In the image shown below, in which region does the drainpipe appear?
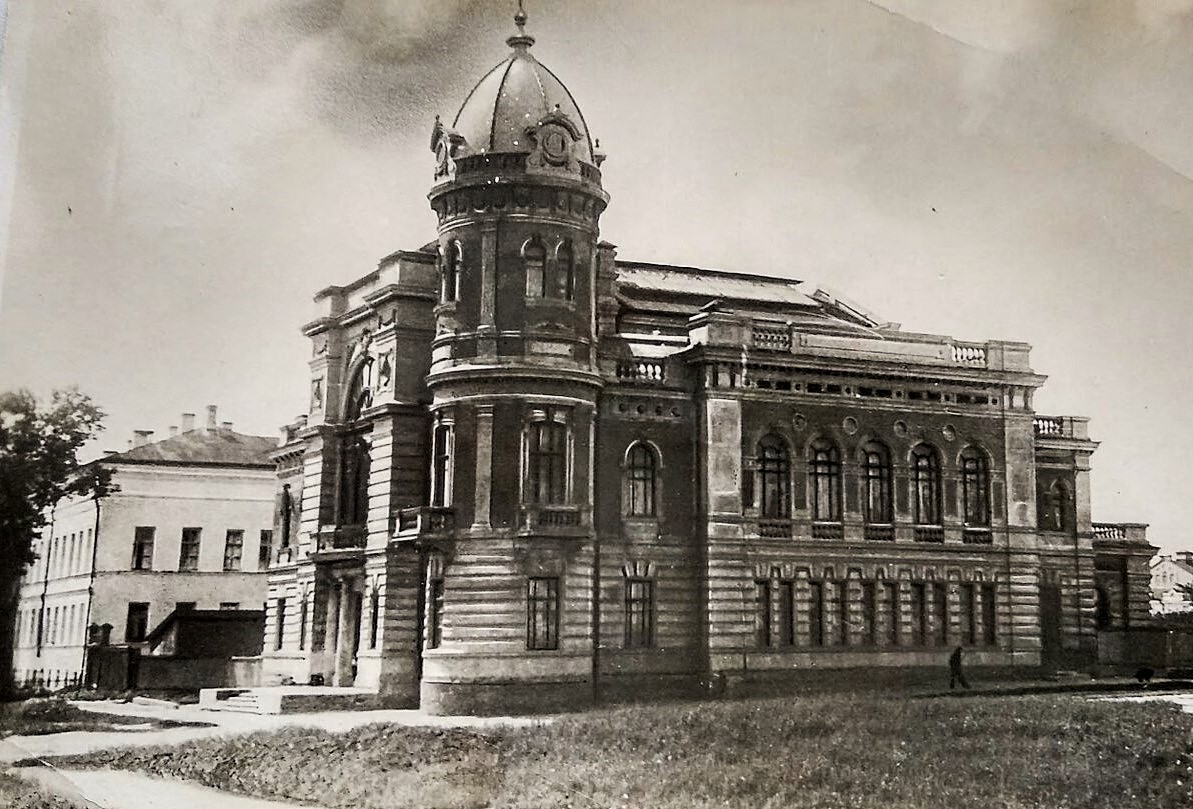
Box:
[36,511,54,658]
[79,482,104,686]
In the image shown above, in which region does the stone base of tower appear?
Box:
[420,678,593,716]
[420,652,594,715]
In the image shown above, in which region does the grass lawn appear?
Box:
[0,771,87,809]
[55,694,1193,809]
[0,697,209,737]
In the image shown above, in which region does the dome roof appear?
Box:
[451,31,594,164]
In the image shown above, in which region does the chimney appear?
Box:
[205,405,218,432]
[181,413,195,432]
[132,430,154,447]
[220,420,233,431]
[168,425,178,438]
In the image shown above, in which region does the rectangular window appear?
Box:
[982,583,998,645]
[125,602,149,643]
[179,528,201,571]
[932,583,949,646]
[807,582,824,647]
[624,578,654,648]
[777,580,795,647]
[275,598,286,650]
[258,530,272,569]
[910,583,927,646]
[132,527,155,571]
[526,577,560,651]
[860,581,877,646]
[219,602,240,610]
[426,578,445,649]
[959,584,977,645]
[884,581,900,646]
[526,409,569,505]
[223,530,244,571]
[753,580,771,648]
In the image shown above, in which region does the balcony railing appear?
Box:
[519,505,590,533]
[756,519,793,539]
[962,527,993,545]
[950,342,987,366]
[394,507,456,540]
[864,524,895,542]
[615,358,665,384]
[313,525,367,553]
[1092,523,1126,539]
[811,522,844,540]
[914,525,945,543]
[752,324,792,352]
[1032,415,1089,440]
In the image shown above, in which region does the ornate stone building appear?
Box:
[257,11,1155,714]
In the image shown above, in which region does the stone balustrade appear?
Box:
[950,342,987,366]
[1092,522,1149,543]
[615,358,666,384]
[313,525,368,553]
[1032,415,1091,440]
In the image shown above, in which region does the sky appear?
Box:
[0,0,1191,551]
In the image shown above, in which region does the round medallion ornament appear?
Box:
[842,417,859,435]
[793,413,807,432]
[942,424,957,442]
[893,420,908,438]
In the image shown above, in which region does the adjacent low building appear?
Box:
[11,406,276,688]
[1151,552,1193,615]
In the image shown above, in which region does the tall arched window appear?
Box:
[625,442,658,517]
[960,446,990,527]
[758,434,790,519]
[431,416,454,508]
[344,359,373,422]
[1043,480,1069,532]
[809,438,841,522]
[862,441,893,525]
[338,435,371,526]
[554,240,574,300]
[441,241,462,303]
[523,238,547,298]
[911,444,942,526]
[526,409,568,505]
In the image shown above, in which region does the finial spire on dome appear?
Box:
[507,0,535,50]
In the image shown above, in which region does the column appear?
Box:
[472,404,494,532]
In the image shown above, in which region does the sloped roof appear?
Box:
[615,262,821,309]
[107,428,276,468]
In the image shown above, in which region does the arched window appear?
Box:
[344,359,373,422]
[911,444,942,526]
[554,240,574,300]
[431,416,454,508]
[808,438,841,522]
[961,446,990,527]
[625,442,658,517]
[862,441,893,524]
[338,435,371,526]
[526,409,568,505]
[1043,480,1069,532]
[441,241,462,303]
[758,434,790,519]
[523,238,547,298]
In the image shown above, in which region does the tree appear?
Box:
[0,388,111,699]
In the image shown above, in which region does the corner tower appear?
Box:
[416,7,609,714]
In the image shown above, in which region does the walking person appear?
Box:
[949,645,970,690]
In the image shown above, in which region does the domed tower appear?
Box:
[419,6,609,714]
